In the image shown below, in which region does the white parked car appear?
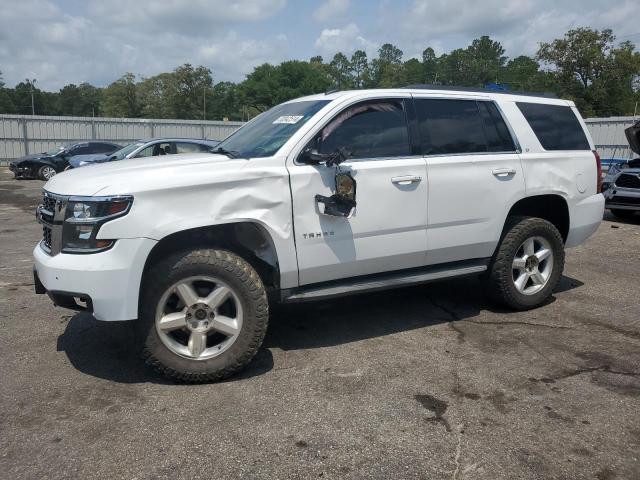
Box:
[33,87,604,382]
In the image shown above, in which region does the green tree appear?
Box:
[422,47,438,83]
[372,43,405,87]
[537,28,640,115]
[101,73,139,117]
[57,83,102,116]
[350,50,368,88]
[329,52,353,89]
[170,64,213,119]
[239,60,331,113]
[467,36,506,85]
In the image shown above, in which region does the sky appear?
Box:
[0,0,639,91]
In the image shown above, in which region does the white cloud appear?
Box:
[0,0,288,89]
[314,23,377,57]
[395,0,640,60]
[313,0,350,22]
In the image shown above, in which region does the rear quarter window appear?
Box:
[517,102,590,151]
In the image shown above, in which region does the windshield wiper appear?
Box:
[212,146,239,159]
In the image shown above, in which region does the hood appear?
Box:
[11,153,49,164]
[43,153,242,196]
[625,121,640,155]
[68,153,110,168]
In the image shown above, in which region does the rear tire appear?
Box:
[486,216,564,311]
[610,209,636,220]
[136,248,269,383]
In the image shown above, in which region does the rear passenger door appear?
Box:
[413,96,525,265]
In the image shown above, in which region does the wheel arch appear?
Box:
[504,194,570,242]
[140,221,282,299]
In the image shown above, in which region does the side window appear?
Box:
[317,100,411,159]
[136,145,154,158]
[176,142,204,154]
[94,143,117,153]
[157,142,173,155]
[516,102,590,151]
[68,143,90,156]
[86,143,108,154]
[478,102,516,152]
[415,99,487,155]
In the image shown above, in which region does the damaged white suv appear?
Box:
[34,87,604,382]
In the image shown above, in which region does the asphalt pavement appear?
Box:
[1,168,639,479]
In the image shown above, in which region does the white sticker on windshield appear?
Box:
[273,115,304,124]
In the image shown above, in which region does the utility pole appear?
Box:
[203,86,206,120]
[26,78,36,115]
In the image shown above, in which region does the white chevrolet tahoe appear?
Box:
[33,87,604,382]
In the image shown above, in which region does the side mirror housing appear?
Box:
[299,147,331,165]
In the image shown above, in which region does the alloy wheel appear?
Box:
[512,236,554,295]
[155,276,243,360]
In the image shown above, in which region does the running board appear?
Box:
[281,260,488,303]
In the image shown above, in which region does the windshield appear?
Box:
[215,100,330,158]
[45,145,66,155]
[112,142,145,160]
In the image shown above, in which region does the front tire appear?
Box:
[137,249,269,383]
[486,216,565,310]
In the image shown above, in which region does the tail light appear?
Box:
[593,150,602,192]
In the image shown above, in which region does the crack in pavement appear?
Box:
[534,365,640,383]
[451,423,465,480]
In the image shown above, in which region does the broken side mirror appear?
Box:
[300,147,331,165]
[315,171,357,218]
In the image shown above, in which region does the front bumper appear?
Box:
[9,163,34,177]
[33,237,157,321]
[603,186,640,211]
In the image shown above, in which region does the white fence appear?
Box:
[585,116,637,160]
[0,113,636,165]
[0,114,243,165]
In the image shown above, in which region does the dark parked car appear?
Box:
[602,120,640,220]
[68,138,220,168]
[9,141,122,180]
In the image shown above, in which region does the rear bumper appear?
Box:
[566,194,604,248]
[33,237,157,321]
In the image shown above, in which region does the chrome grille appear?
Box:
[37,191,68,255]
[615,173,640,189]
[42,225,53,250]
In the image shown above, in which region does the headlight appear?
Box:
[62,196,133,253]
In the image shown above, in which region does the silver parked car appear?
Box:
[602,121,640,220]
[68,138,220,168]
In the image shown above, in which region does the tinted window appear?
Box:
[318,100,410,159]
[415,99,487,155]
[478,102,516,152]
[176,142,208,154]
[93,143,118,153]
[68,143,91,155]
[517,102,590,150]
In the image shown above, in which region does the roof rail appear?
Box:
[402,84,558,99]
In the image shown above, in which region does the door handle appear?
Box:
[391,175,422,185]
[492,167,517,177]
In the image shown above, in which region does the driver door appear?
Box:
[288,97,429,286]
